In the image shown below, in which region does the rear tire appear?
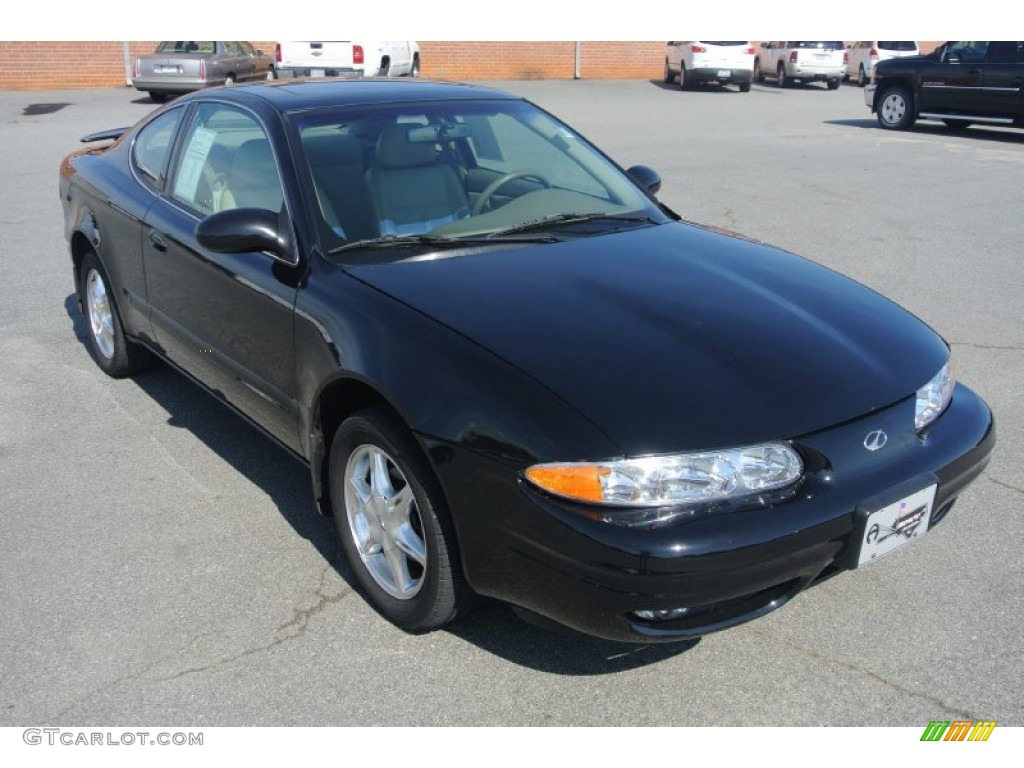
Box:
[739,81,751,93]
[409,55,420,77]
[827,78,840,90]
[80,251,151,377]
[753,58,764,82]
[856,65,867,87]
[777,65,788,88]
[663,59,674,84]
[679,65,690,90]
[148,91,168,103]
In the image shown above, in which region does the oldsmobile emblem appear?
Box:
[863,429,888,451]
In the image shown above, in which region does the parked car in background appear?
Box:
[59,79,993,643]
[845,41,919,87]
[273,41,420,79]
[664,41,755,91]
[132,41,273,102]
[866,41,1024,131]
[754,41,847,89]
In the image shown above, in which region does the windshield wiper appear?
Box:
[328,233,556,255]
[487,212,662,237]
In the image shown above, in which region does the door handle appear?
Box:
[148,230,168,252]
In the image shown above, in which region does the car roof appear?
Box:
[192,78,522,112]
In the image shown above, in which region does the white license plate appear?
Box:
[857,485,936,567]
[310,68,325,78]
[717,69,731,78]
[155,65,180,74]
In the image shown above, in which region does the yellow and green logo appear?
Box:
[921,720,997,741]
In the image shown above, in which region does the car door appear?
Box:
[142,101,301,449]
[919,41,987,114]
[982,41,1024,119]
[238,41,266,80]
[224,41,254,81]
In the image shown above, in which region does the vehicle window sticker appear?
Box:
[173,126,217,203]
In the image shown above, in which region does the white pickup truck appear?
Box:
[272,41,420,79]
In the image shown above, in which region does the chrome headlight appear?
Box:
[525,443,803,524]
[915,361,954,431]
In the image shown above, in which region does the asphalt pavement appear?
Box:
[0,78,1020,727]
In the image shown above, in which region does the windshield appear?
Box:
[293,99,667,258]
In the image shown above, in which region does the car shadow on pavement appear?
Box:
[64,292,700,673]
[825,119,1024,143]
[445,601,698,674]
[62,293,345,572]
[647,79,756,94]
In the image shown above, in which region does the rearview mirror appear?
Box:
[195,207,296,265]
[627,165,662,196]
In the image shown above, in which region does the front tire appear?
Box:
[328,406,468,631]
[80,251,149,377]
[876,85,915,130]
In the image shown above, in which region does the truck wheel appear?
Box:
[409,55,420,77]
[777,65,788,88]
[856,65,867,87]
[753,58,763,82]
[876,85,915,130]
[827,78,840,90]
[663,59,674,84]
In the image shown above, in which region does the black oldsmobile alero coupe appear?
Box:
[60,80,994,642]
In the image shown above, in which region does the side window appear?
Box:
[239,41,255,56]
[169,103,283,216]
[989,41,1024,63]
[947,41,989,63]
[132,107,184,190]
[225,41,245,57]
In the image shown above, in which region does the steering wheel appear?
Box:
[472,170,552,215]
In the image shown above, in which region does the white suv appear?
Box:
[754,42,847,89]
[845,41,919,87]
[664,41,755,92]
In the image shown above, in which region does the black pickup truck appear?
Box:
[865,41,1024,130]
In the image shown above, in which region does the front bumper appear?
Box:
[427,384,994,642]
[864,83,878,110]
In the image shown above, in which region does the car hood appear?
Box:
[347,222,948,456]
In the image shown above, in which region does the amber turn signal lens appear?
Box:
[525,465,609,503]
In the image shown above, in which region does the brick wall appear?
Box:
[0,41,945,90]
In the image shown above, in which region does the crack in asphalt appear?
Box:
[949,341,1024,353]
[48,564,353,717]
[988,476,1024,497]
[150,564,353,683]
[747,627,975,720]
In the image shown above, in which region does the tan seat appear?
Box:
[222,138,283,213]
[304,133,374,241]
[365,125,470,236]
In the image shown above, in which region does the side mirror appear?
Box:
[627,165,662,196]
[195,207,296,265]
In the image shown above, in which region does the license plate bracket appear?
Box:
[855,480,938,567]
